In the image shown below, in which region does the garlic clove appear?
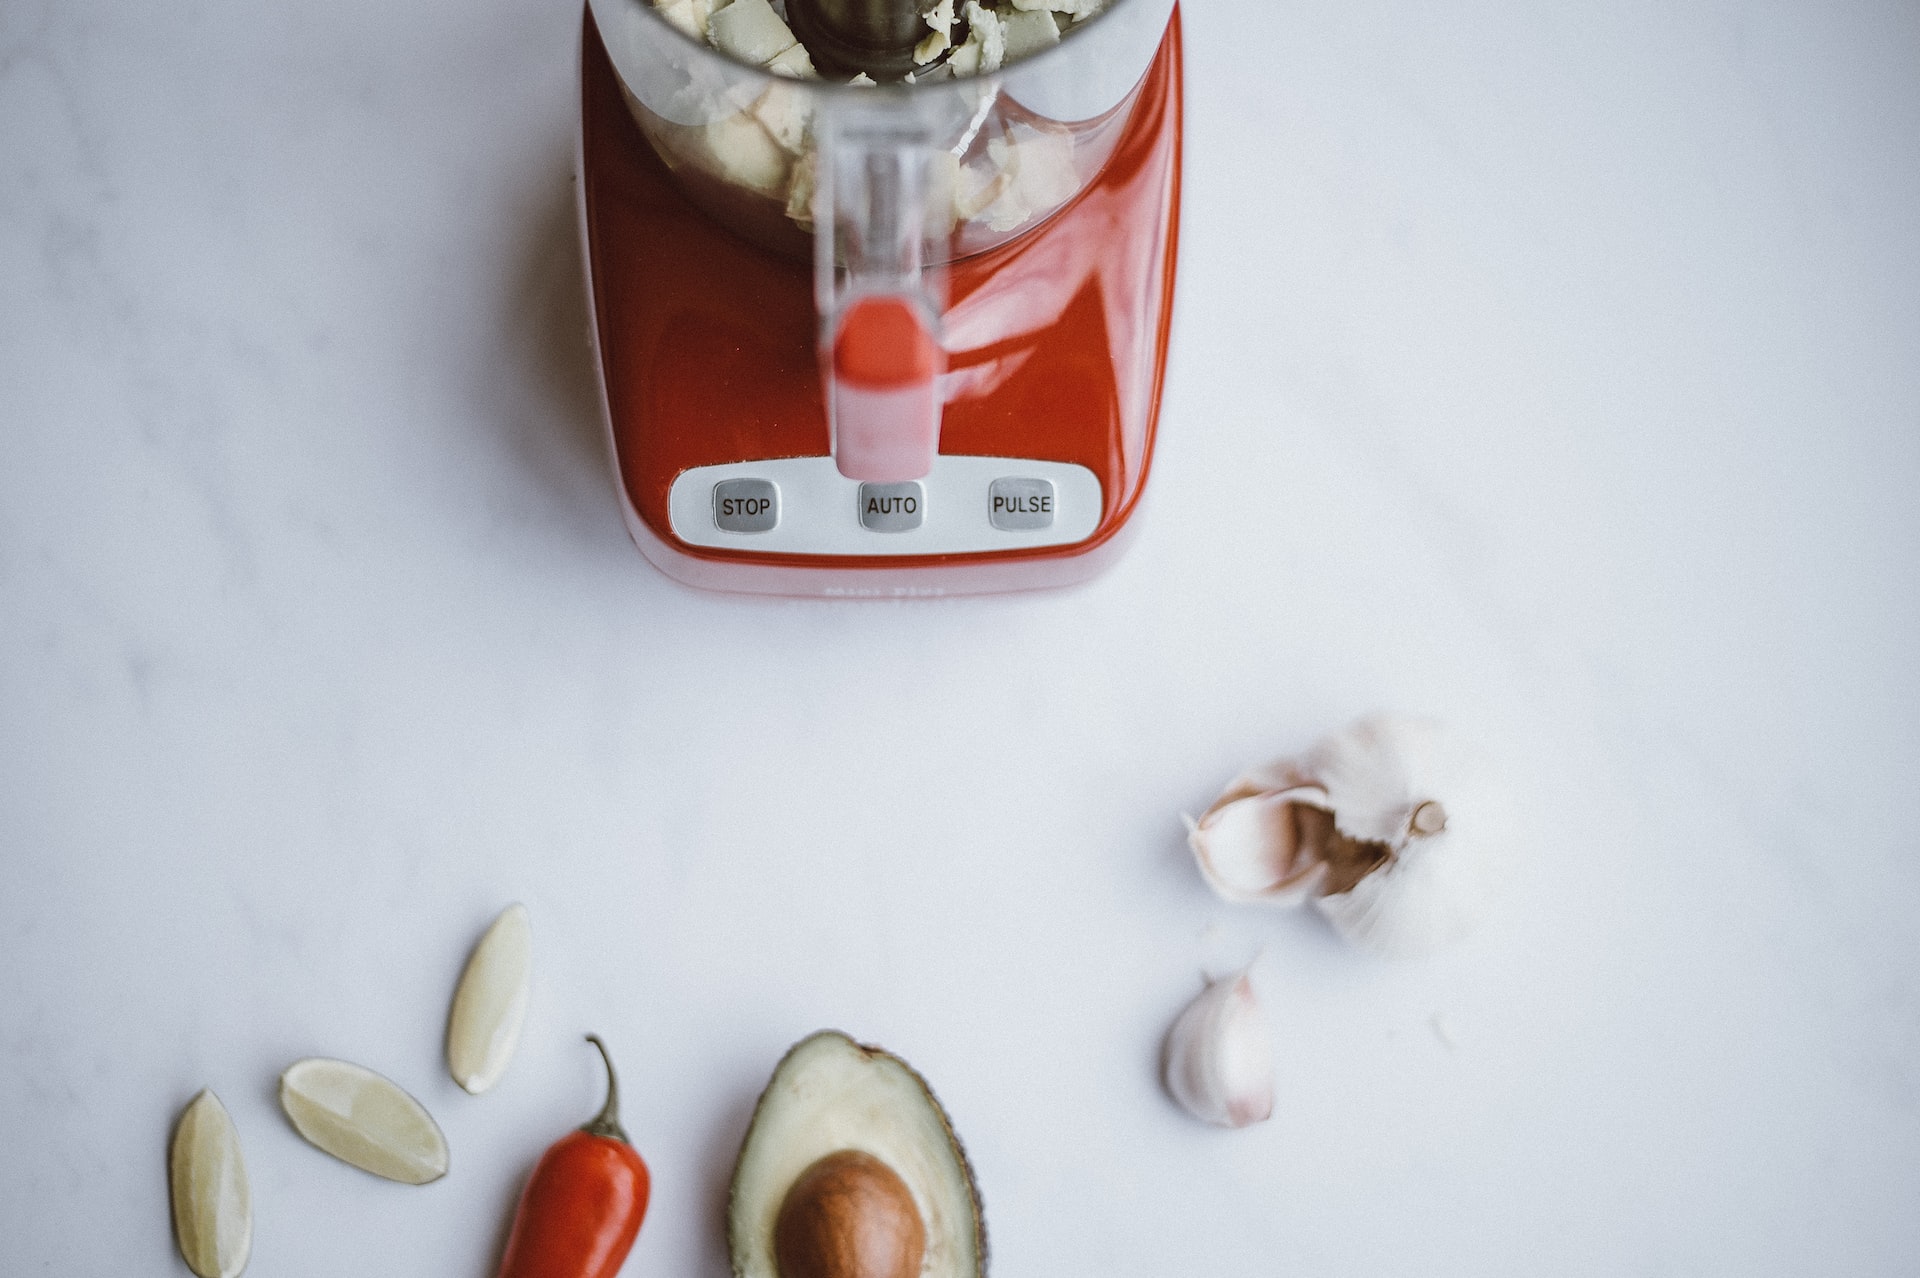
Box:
[1185,784,1332,905]
[914,0,954,63]
[446,903,532,1095]
[1161,969,1274,1128]
[706,0,800,66]
[1314,825,1485,959]
[169,1089,252,1278]
[279,1058,449,1184]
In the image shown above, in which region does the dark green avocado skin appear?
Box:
[726,1029,988,1278]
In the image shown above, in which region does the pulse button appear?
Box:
[713,479,778,533]
[989,477,1054,530]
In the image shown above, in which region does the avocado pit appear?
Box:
[774,1150,925,1278]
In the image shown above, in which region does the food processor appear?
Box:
[578,0,1181,595]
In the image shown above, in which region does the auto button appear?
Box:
[858,482,924,532]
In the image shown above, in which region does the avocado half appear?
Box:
[728,1030,987,1278]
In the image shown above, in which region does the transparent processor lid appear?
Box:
[586,0,1176,481]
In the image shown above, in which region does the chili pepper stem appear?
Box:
[581,1034,630,1144]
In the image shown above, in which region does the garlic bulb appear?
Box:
[1185,716,1489,958]
[1161,969,1273,1128]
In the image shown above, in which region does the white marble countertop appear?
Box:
[4,0,1917,1273]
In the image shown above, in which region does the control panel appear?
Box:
[667,455,1103,556]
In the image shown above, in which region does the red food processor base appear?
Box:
[577,6,1183,596]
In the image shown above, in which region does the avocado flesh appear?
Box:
[729,1031,985,1278]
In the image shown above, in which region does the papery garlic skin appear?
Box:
[1308,715,1491,956]
[1306,715,1459,847]
[1315,824,1485,958]
[1162,970,1274,1129]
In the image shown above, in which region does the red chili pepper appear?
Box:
[496,1035,651,1278]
